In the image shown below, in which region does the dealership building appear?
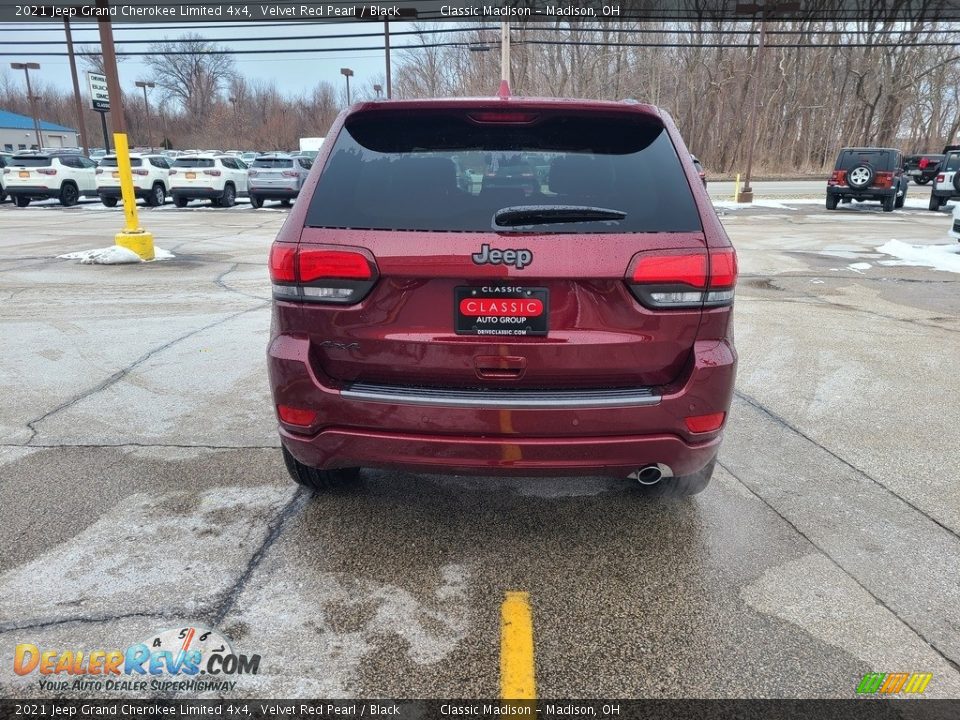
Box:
[0,109,79,151]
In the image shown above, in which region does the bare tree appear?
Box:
[144,34,235,120]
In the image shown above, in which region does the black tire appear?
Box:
[280,198,292,207]
[846,164,874,189]
[249,194,264,209]
[220,184,236,208]
[173,195,188,208]
[101,196,118,208]
[882,194,895,212]
[954,173,960,193]
[914,176,930,185]
[59,182,79,207]
[146,183,165,207]
[895,187,906,209]
[281,445,360,492]
[0,189,7,203]
[928,194,943,211]
[13,196,30,208]
[825,194,838,210]
[635,457,716,498]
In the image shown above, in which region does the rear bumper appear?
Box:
[7,186,60,199]
[932,188,959,199]
[269,336,736,477]
[98,186,150,199]
[171,187,223,199]
[826,185,897,199]
[249,186,298,199]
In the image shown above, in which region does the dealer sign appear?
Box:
[87,72,110,111]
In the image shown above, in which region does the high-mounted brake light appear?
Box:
[627,247,737,309]
[468,111,540,124]
[270,245,377,304]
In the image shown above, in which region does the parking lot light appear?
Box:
[340,67,354,105]
[11,62,43,150]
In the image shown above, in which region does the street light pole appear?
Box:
[500,21,511,88]
[340,67,354,105]
[63,18,89,156]
[383,21,392,99]
[373,84,383,99]
[11,63,42,150]
[737,20,766,203]
[135,80,155,151]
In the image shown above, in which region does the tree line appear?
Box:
[1,21,958,173]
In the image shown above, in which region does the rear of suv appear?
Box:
[826,147,908,212]
[169,154,248,207]
[96,153,171,207]
[3,151,97,207]
[267,97,737,496]
[929,151,960,211]
[247,154,312,208]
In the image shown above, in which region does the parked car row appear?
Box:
[1,150,313,208]
[825,145,960,213]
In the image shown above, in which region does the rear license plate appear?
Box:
[19,171,29,178]
[112,171,119,178]
[455,286,549,336]
[186,172,196,180]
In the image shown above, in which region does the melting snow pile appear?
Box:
[58,246,175,265]
[876,240,960,274]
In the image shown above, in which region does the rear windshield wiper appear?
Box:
[493,205,627,228]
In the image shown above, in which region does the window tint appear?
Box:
[11,157,52,167]
[149,157,168,169]
[252,158,294,169]
[305,112,701,233]
[100,158,143,168]
[172,158,215,168]
[837,150,894,171]
[220,157,237,169]
[944,153,960,172]
[298,158,312,169]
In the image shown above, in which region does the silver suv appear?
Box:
[247,154,312,208]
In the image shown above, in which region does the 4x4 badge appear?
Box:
[472,244,533,270]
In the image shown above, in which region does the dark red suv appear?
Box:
[268,95,737,496]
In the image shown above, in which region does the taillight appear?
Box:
[828,170,846,186]
[95,168,103,175]
[37,168,57,176]
[132,168,148,176]
[248,170,258,177]
[169,169,178,175]
[937,174,945,183]
[626,247,737,309]
[874,171,894,189]
[203,169,222,176]
[282,170,299,177]
[269,244,377,304]
[2,168,8,174]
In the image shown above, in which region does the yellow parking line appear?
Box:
[500,591,536,700]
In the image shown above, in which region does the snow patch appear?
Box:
[876,240,960,274]
[57,246,175,264]
[847,262,872,273]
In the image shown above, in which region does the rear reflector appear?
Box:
[277,404,317,426]
[684,412,726,433]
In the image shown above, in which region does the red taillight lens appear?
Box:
[37,168,57,176]
[630,253,707,288]
[268,244,296,282]
[277,404,317,427]
[874,171,894,189]
[919,157,929,169]
[828,170,846,185]
[685,412,726,433]
[937,174,945,183]
[627,248,736,309]
[270,245,377,304]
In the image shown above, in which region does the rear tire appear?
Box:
[173,195,188,208]
[146,183,165,207]
[928,194,943,211]
[914,176,930,185]
[825,195,838,210]
[280,198,292,207]
[635,457,716,498]
[220,184,236,208]
[895,188,906,209]
[13,196,30,207]
[281,445,360,492]
[249,194,264,209]
[59,182,79,207]
[101,196,118,208]
[882,194,895,212]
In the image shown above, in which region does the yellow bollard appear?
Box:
[112,132,155,260]
[734,173,741,202]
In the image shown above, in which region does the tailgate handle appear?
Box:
[475,355,526,379]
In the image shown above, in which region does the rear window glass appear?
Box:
[944,153,960,172]
[100,158,143,168]
[172,158,215,168]
[305,112,701,233]
[11,157,51,167]
[252,158,294,168]
[836,150,894,171]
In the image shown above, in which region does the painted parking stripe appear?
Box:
[500,591,536,700]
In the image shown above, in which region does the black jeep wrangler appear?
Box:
[826,147,909,212]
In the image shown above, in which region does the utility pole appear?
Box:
[136,80,155,151]
[384,20,392,99]
[96,0,125,135]
[63,17,89,156]
[10,63,42,149]
[737,19,767,203]
[500,21,511,88]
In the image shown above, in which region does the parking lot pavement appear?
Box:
[1,195,959,698]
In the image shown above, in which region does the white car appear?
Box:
[0,152,12,202]
[929,150,960,210]
[169,154,248,208]
[96,153,171,207]
[3,151,97,207]
[950,203,960,241]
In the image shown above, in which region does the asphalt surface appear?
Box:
[0,191,959,699]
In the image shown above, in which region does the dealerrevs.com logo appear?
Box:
[14,625,260,693]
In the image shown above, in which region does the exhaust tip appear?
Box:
[631,464,673,486]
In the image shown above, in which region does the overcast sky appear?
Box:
[0,21,429,100]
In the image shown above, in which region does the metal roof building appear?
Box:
[0,109,79,151]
